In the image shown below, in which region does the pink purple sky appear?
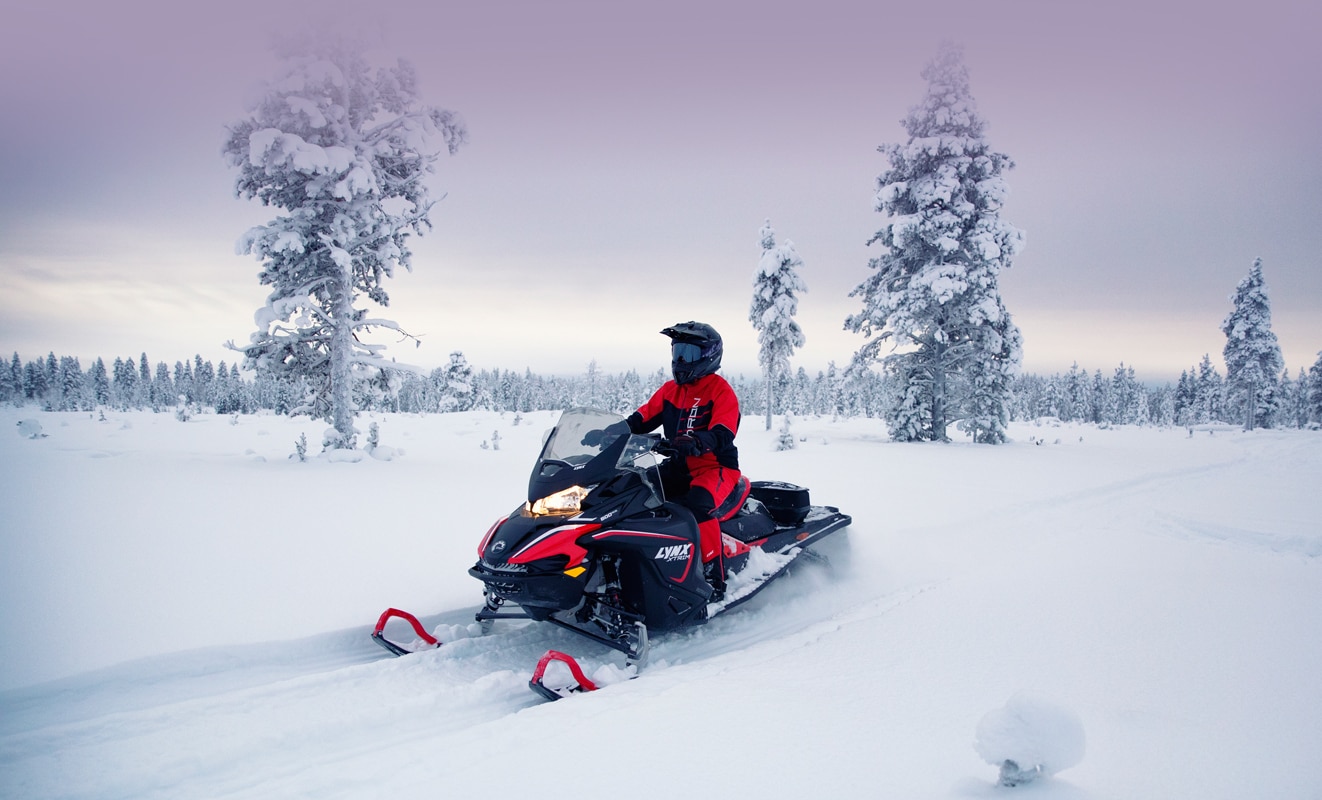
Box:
[1,0,1319,382]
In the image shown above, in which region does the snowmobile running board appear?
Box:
[371,608,440,657]
[529,650,599,701]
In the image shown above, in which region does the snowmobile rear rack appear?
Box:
[371,608,440,657]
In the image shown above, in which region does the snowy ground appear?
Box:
[2,406,1319,799]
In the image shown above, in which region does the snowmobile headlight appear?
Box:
[527,485,590,517]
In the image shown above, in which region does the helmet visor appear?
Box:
[671,342,703,364]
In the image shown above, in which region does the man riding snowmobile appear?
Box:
[372,322,852,695]
[616,322,741,599]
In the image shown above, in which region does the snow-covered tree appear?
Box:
[775,414,796,451]
[1087,370,1110,424]
[435,351,475,412]
[1109,363,1148,426]
[43,353,58,398]
[173,361,193,403]
[86,358,110,408]
[56,356,84,411]
[1278,367,1307,429]
[1063,362,1089,422]
[150,362,173,411]
[23,359,47,403]
[1150,384,1176,427]
[1174,369,1195,425]
[1221,258,1284,430]
[750,219,808,431]
[1193,354,1222,424]
[193,356,215,406]
[823,361,843,420]
[224,38,466,448]
[957,313,1022,442]
[885,368,930,441]
[110,357,135,409]
[1306,351,1322,427]
[1,353,19,405]
[844,42,1023,442]
[583,359,602,409]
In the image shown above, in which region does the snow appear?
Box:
[975,692,1086,784]
[2,407,1320,798]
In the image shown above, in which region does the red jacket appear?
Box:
[627,373,740,470]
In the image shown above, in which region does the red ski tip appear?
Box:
[529,650,598,701]
[371,608,441,657]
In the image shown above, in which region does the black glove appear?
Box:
[581,420,630,447]
[672,431,714,457]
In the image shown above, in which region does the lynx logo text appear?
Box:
[654,544,692,563]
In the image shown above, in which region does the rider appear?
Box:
[624,322,741,599]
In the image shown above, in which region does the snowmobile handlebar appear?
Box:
[646,434,678,458]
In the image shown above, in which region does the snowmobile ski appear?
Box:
[371,608,441,657]
[528,650,600,701]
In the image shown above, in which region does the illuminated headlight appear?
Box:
[526,485,591,517]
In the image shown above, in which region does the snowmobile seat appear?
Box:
[719,505,777,543]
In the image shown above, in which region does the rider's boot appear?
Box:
[704,552,727,602]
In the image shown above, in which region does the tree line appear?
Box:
[7,348,1321,431]
[1,352,250,415]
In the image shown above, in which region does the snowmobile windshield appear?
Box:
[529,408,663,508]
[539,408,626,465]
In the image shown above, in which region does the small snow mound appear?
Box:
[323,449,365,463]
[431,623,474,643]
[974,692,1085,786]
[16,419,44,439]
[590,661,639,688]
[367,445,404,461]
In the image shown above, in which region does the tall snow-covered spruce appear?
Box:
[845,43,1023,443]
[1307,351,1322,427]
[223,39,466,449]
[750,219,807,431]
[1220,258,1284,431]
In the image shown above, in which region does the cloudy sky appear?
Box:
[2,0,1319,382]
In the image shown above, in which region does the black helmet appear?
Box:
[662,321,723,385]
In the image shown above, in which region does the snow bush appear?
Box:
[775,415,796,451]
[974,692,1085,786]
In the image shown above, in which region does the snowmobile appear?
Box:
[372,407,851,700]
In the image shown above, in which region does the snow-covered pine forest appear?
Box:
[5,347,1322,431]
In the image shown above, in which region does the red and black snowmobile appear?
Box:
[372,407,851,700]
